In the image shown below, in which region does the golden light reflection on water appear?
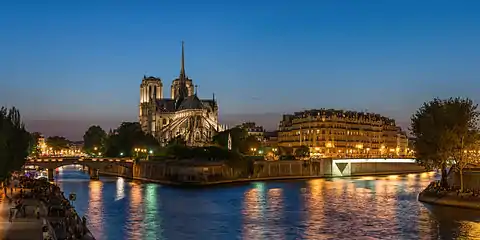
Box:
[388,174,399,180]
[88,181,104,238]
[266,188,284,240]
[127,182,143,239]
[242,182,266,240]
[375,178,397,219]
[304,179,324,239]
[459,221,480,239]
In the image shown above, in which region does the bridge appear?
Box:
[25,157,135,180]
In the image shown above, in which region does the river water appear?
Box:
[54,169,480,240]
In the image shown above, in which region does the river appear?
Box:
[54,169,480,240]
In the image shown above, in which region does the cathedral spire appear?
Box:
[180,41,186,77]
[176,41,189,101]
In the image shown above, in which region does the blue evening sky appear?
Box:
[1,0,480,139]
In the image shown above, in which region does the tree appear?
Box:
[295,145,310,158]
[46,136,70,152]
[446,98,480,192]
[83,125,107,154]
[0,107,32,180]
[212,127,261,154]
[279,146,293,156]
[29,132,42,157]
[104,122,160,157]
[411,97,479,188]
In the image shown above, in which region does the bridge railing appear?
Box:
[310,155,415,160]
[27,157,135,163]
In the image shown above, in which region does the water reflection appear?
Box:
[54,172,480,240]
[242,182,267,240]
[303,180,325,239]
[126,182,143,239]
[88,181,104,239]
[266,188,284,240]
[144,184,162,240]
[115,177,125,201]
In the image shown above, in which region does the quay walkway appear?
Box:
[0,188,95,240]
[0,189,45,240]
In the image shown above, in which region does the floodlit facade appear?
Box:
[239,122,265,142]
[278,109,410,158]
[139,42,224,146]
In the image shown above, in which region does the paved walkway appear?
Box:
[0,189,45,240]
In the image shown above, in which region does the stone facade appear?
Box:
[278,109,411,158]
[139,42,223,146]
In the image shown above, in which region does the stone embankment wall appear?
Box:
[100,158,425,184]
[99,164,133,178]
[448,170,480,191]
[349,162,425,176]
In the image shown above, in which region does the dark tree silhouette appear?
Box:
[0,107,32,180]
[411,97,479,188]
[83,125,107,154]
[46,136,70,151]
[104,122,160,157]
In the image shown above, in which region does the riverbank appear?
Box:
[418,182,480,210]
[0,189,48,240]
[100,170,428,187]
[18,177,96,239]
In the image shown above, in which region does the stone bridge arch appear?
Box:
[25,157,134,180]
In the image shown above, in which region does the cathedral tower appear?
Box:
[139,76,163,133]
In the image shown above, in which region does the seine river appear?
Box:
[55,169,480,240]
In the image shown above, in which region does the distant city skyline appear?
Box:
[2,1,480,140]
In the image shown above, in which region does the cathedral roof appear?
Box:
[178,95,205,110]
[154,97,216,113]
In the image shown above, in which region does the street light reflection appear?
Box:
[242,182,266,240]
[115,177,125,201]
[304,179,324,239]
[127,182,143,239]
[88,181,104,239]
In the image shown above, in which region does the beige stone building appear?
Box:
[239,122,265,142]
[278,109,409,158]
[139,42,224,146]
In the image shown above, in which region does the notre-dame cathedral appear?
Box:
[138,42,224,146]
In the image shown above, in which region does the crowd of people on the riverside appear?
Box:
[4,173,90,240]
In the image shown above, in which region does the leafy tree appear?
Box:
[279,146,293,156]
[411,97,479,188]
[83,125,107,154]
[29,132,42,157]
[0,107,32,180]
[46,136,70,152]
[295,145,310,158]
[104,122,160,157]
[212,127,260,154]
[446,98,480,191]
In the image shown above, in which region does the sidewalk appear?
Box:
[0,189,45,240]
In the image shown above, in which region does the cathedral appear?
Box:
[139,42,224,146]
